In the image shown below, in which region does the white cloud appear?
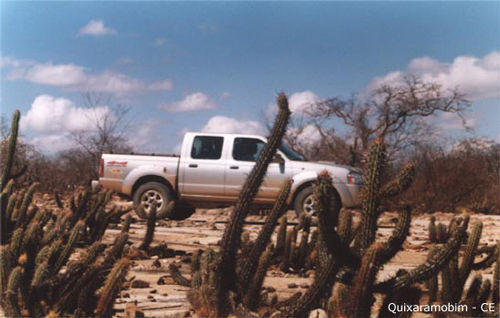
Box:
[4,59,173,95]
[149,79,173,91]
[161,92,217,112]
[154,37,167,47]
[431,111,477,131]
[201,116,263,135]
[266,90,320,119]
[20,94,110,133]
[368,51,500,100]
[20,94,114,153]
[288,90,320,114]
[287,124,322,147]
[221,92,230,99]
[29,134,75,153]
[0,56,34,69]
[78,20,116,37]
[128,120,160,151]
[24,63,87,86]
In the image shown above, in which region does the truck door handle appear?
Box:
[229,166,239,170]
[188,164,198,168]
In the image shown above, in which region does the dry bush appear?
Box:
[401,138,499,214]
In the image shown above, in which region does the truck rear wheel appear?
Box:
[133,182,174,219]
[132,182,195,220]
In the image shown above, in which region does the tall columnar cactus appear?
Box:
[1,110,20,192]
[348,243,382,318]
[237,179,292,294]
[213,93,290,316]
[358,139,386,251]
[95,258,130,318]
[139,202,157,251]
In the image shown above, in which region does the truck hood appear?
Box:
[289,160,362,183]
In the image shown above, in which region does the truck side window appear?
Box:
[191,136,224,159]
[233,138,265,162]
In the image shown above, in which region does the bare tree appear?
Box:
[287,75,470,164]
[69,92,132,179]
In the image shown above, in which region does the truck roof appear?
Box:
[184,131,268,140]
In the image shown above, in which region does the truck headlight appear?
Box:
[347,172,363,185]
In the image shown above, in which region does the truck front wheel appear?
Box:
[133,182,174,219]
[293,185,341,218]
[294,186,316,217]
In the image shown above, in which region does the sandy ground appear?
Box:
[100,202,500,318]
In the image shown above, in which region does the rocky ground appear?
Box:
[98,201,500,318]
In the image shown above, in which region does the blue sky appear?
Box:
[1,1,499,153]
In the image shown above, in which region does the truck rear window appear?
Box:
[191,136,223,159]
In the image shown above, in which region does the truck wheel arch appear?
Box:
[132,175,176,200]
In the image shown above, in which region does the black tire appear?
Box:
[293,185,341,218]
[133,182,174,219]
[294,186,315,218]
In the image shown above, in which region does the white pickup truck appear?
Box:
[92,132,363,219]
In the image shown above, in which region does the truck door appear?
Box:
[179,135,226,197]
[225,137,291,201]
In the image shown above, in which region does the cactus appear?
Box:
[459,221,482,285]
[169,262,191,287]
[358,139,386,251]
[237,179,292,294]
[95,258,130,318]
[376,216,469,292]
[139,202,157,251]
[348,243,382,318]
[1,110,20,192]
[380,162,415,199]
[276,215,287,255]
[428,216,437,243]
[244,244,273,310]
[54,221,84,273]
[0,246,12,296]
[378,205,411,265]
[212,93,290,316]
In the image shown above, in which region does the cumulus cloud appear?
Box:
[288,124,322,146]
[3,58,173,95]
[78,20,116,37]
[266,90,320,120]
[161,92,217,112]
[20,94,113,153]
[288,90,320,114]
[201,116,263,134]
[367,51,500,100]
[431,111,477,131]
[29,134,75,153]
[20,95,110,133]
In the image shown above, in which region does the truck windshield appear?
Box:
[279,143,305,161]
